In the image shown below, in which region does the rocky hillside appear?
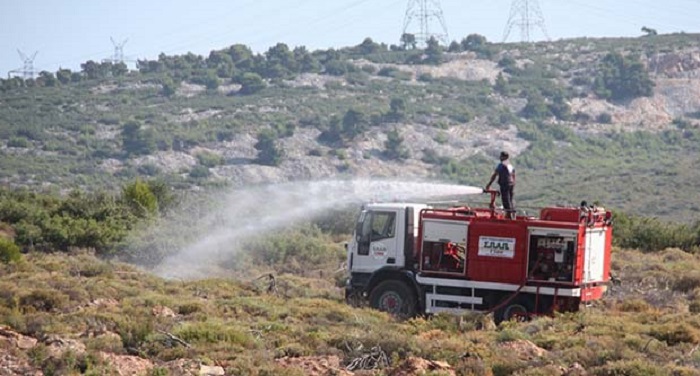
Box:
[1,34,700,221]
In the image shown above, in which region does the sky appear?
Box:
[1,0,699,77]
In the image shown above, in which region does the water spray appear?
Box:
[149,179,482,279]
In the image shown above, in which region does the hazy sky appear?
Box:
[1,0,699,77]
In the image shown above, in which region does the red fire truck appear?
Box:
[345,191,613,322]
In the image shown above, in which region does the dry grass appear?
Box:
[1,248,700,374]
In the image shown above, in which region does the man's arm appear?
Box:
[485,170,498,190]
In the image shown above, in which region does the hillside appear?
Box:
[1,34,700,222]
[3,33,700,375]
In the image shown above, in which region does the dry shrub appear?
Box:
[673,273,700,293]
[590,359,668,376]
[618,298,651,312]
[177,302,203,315]
[490,357,528,376]
[84,333,124,353]
[496,328,527,343]
[19,289,69,312]
[649,323,700,346]
[454,357,493,376]
[515,365,568,376]
[689,299,700,314]
[661,248,696,263]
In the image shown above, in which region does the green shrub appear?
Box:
[196,151,224,168]
[597,112,613,124]
[7,137,29,148]
[0,237,21,263]
[594,52,654,101]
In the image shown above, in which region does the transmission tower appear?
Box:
[103,37,129,64]
[8,50,39,79]
[402,0,449,48]
[503,0,550,43]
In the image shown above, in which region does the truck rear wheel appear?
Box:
[494,296,532,324]
[369,280,417,318]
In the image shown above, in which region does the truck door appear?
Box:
[352,210,400,273]
[583,228,606,283]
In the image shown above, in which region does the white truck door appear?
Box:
[352,209,401,273]
[584,228,606,283]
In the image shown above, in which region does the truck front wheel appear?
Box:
[369,280,417,318]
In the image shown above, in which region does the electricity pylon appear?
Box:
[402,0,449,48]
[7,50,39,79]
[503,0,550,43]
[103,37,129,64]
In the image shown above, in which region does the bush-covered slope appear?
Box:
[1,34,700,224]
[2,248,700,375]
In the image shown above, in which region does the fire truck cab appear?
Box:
[345,192,613,322]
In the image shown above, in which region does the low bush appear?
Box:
[19,289,69,313]
[0,237,21,263]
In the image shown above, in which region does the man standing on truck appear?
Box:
[485,151,516,219]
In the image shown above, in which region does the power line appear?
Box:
[503,0,549,43]
[402,0,449,47]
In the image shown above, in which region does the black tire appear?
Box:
[368,280,417,318]
[494,296,533,324]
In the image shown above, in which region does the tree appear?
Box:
[121,179,158,218]
[461,34,492,58]
[294,46,320,73]
[641,26,658,36]
[594,52,654,101]
[237,72,265,95]
[549,93,571,121]
[56,68,72,84]
[384,128,410,160]
[494,73,509,95]
[254,129,284,166]
[424,37,443,65]
[37,71,57,87]
[81,60,100,79]
[227,44,255,70]
[358,37,381,55]
[448,41,462,53]
[121,121,156,156]
[70,72,82,83]
[324,60,350,76]
[112,62,128,77]
[521,90,549,120]
[319,115,343,144]
[400,33,417,50]
[161,76,179,97]
[387,98,407,121]
[208,50,235,78]
[342,108,368,139]
[263,43,297,78]
[461,34,487,51]
[203,72,219,90]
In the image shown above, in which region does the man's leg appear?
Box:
[501,186,515,219]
